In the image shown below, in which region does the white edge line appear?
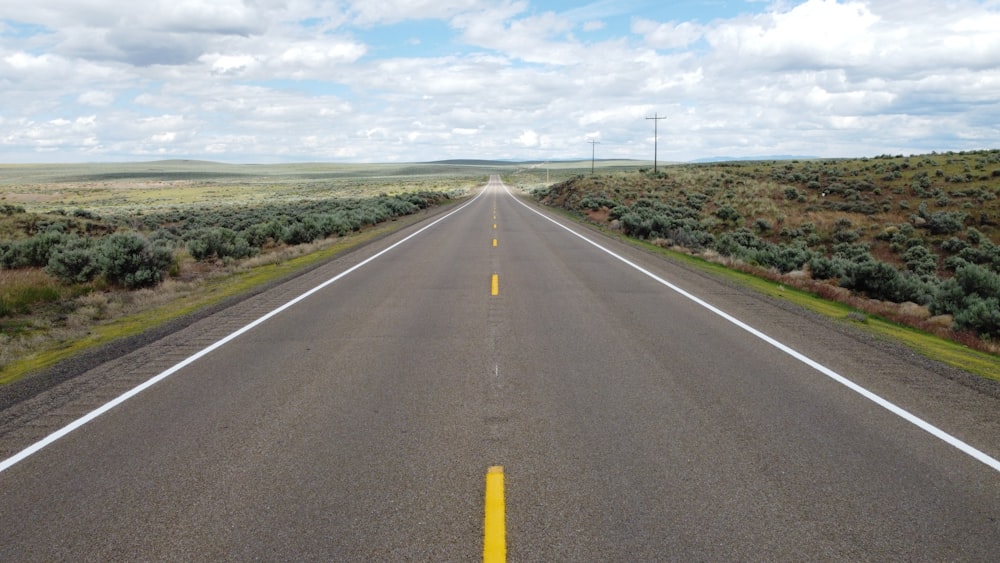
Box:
[502,181,1000,473]
[0,188,486,474]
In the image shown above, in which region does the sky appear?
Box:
[1,0,999,163]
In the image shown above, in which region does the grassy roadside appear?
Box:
[662,247,1000,382]
[0,207,449,387]
[526,193,1000,384]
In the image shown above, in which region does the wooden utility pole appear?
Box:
[646,113,666,173]
[588,139,600,174]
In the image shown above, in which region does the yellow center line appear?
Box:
[492,239,497,247]
[484,466,506,563]
[491,274,499,296]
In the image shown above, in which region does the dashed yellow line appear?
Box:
[484,466,506,563]
[491,274,499,296]
[492,239,498,247]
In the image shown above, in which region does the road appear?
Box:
[1,176,999,560]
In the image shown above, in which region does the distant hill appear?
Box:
[690,155,821,163]
[424,159,515,166]
[425,158,644,167]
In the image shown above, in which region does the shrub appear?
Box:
[809,255,849,280]
[46,236,101,284]
[669,226,715,250]
[0,231,68,268]
[99,233,173,289]
[941,237,969,254]
[758,242,812,273]
[953,296,1000,338]
[967,227,985,245]
[753,218,773,232]
[840,260,899,299]
[187,228,255,261]
[715,205,740,223]
[833,229,861,243]
[925,211,967,234]
[619,212,647,238]
[902,245,938,277]
[281,218,323,245]
[245,221,286,248]
[933,262,1000,336]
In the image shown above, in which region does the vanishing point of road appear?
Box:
[2,176,999,560]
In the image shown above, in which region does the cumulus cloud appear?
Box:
[1,0,999,162]
[348,0,489,25]
[77,90,115,107]
[632,18,704,49]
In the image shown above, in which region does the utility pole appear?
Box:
[646,113,666,173]
[588,139,600,174]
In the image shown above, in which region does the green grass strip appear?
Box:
[640,237,1000,383]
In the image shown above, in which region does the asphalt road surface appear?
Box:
[2,176,999,561]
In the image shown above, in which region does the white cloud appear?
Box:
[203,53,259,76]
[150,131,177,143]
[632,18,704,49]
[348,0,491,25]
[77,90,115,107]
[2,0,1000,163]
[454,7,584,65]
[278,41,367,68]
[706,0,879,69]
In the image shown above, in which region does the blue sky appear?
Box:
[1,1,999,163]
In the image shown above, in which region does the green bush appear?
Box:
[925,211,967,234]
[715,205,740,223]
[953,296,1000,337]
[808,255,850,280]
[902,245,938,277]
[187,228,255,261]
[840,260,906,302]
[0,231,68,268]
[99,233,173,289]
[281,219,323,245]
[933,262,1000,336]
[715,229,811,273]
[619,212,647,238]
[46,236,101,284]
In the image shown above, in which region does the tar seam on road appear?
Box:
[0,188,489,475]
[501,182,1000,474]
[483,465,506,563]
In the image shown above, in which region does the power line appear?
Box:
[646,113,667,173]
[588,138,600,174]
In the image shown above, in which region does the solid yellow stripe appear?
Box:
[484,466,506,563]
[491,274,499,296]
